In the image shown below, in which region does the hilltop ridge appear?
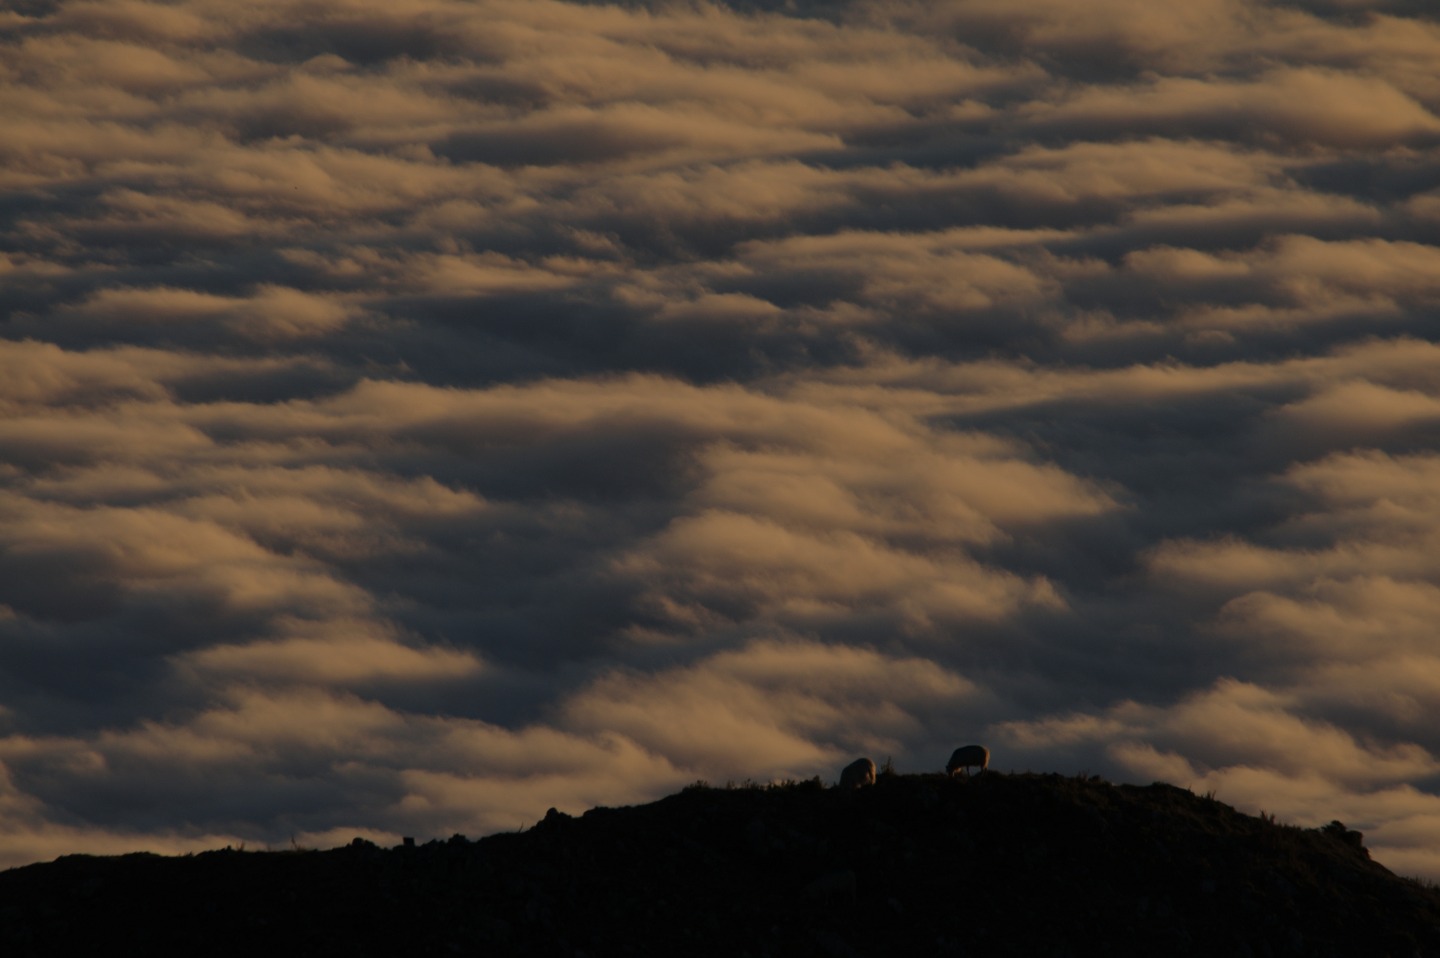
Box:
[3,771,1438,956]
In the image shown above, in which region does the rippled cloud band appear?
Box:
[4,0,1440,877]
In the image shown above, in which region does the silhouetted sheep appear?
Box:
[839,757,876,789]
[946,745,989,776]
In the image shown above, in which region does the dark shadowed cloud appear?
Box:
[3,0,1440,877]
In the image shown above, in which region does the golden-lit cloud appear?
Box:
[4,0,1440,882]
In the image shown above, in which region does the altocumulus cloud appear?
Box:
[3,0,1440,877]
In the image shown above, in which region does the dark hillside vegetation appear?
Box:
[3,772,1438,957]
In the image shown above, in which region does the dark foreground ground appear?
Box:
[3,772,1439,957]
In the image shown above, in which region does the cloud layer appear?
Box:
[4,0,1440,877]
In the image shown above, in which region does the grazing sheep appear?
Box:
[946,745,989,776]
[839,757,877,789]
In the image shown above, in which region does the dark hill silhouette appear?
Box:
[3,771,1439,956]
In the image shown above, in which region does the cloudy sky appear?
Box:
[4,0,1440,877]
